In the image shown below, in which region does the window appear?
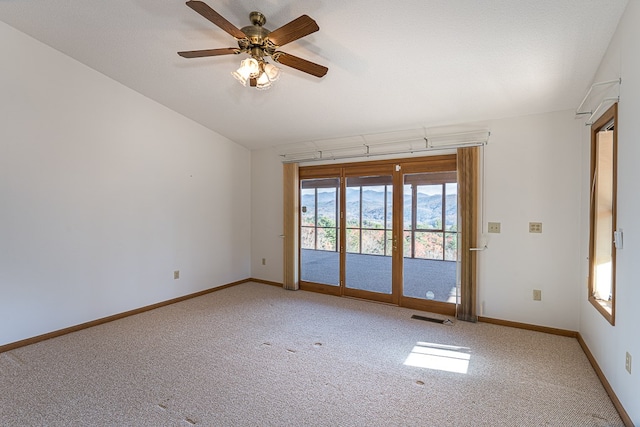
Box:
[588,103,617,325]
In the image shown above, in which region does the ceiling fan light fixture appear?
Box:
[232,57,261,86]
[264,63,281,82]
[243,57,260,78]
[231,69,249,86]
[256,72,272,90]
[256,62,281,90]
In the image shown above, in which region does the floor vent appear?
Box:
[411,315,453,325]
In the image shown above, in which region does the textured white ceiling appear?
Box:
[0,0,628,150]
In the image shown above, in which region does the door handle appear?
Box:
[470,245,487,251]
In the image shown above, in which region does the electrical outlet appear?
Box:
[626,352,632,374]
[174,270,180,280]
[529,222,542,233]
[262,258,266,266]
[488,222,501,233]
[533,289,542,301]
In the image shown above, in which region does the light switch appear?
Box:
[529,222,542,233]
[488,222,501,233]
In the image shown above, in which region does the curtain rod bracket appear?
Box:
[576,78,621,117]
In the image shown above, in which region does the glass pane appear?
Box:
[301,249,339,286]
[414,231,444,260]
[346,186,361,227]
[386,186,393,229]
[416,185,443,230]
[404,184,412,229]
[345,253,392,294]
[403,257,457,302]
[346,228,360,253]
[403,230,412,258]
[317,227,337,251]
[362,185,386,229]
[445,232,457,261]
[385,230,393,257]
[300,178,340,286]
[445,183,458,231]
[300,188,316,226]
[317,187,337,227]
[361,229,386,255]
[301,227,315,250]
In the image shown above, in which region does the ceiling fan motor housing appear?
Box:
[241,12,270,46]
[249,11,266,26]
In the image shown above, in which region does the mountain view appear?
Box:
[301,186,458,260]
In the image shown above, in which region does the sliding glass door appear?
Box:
[298,156,459,315]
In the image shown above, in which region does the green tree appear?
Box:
[317,216,337,251]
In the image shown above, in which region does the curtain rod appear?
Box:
[279,129,490,164]
[280,140,487,164]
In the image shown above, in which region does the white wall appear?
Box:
[251,147,285,283]
[0,22,251,347]
[251,109,583,332]
[480,110,582,331]
[579,1,640,423]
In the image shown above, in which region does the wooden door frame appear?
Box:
[294,154,463,317]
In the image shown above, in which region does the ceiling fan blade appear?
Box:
[273,52,328,78]
[178,48,240,58]
[186,1,247,40]
[266,15,319,47]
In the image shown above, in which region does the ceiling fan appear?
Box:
[178,1,328,89]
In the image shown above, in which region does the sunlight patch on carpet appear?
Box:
[404,342,470,374]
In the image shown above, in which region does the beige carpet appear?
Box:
[0,282,623,426]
